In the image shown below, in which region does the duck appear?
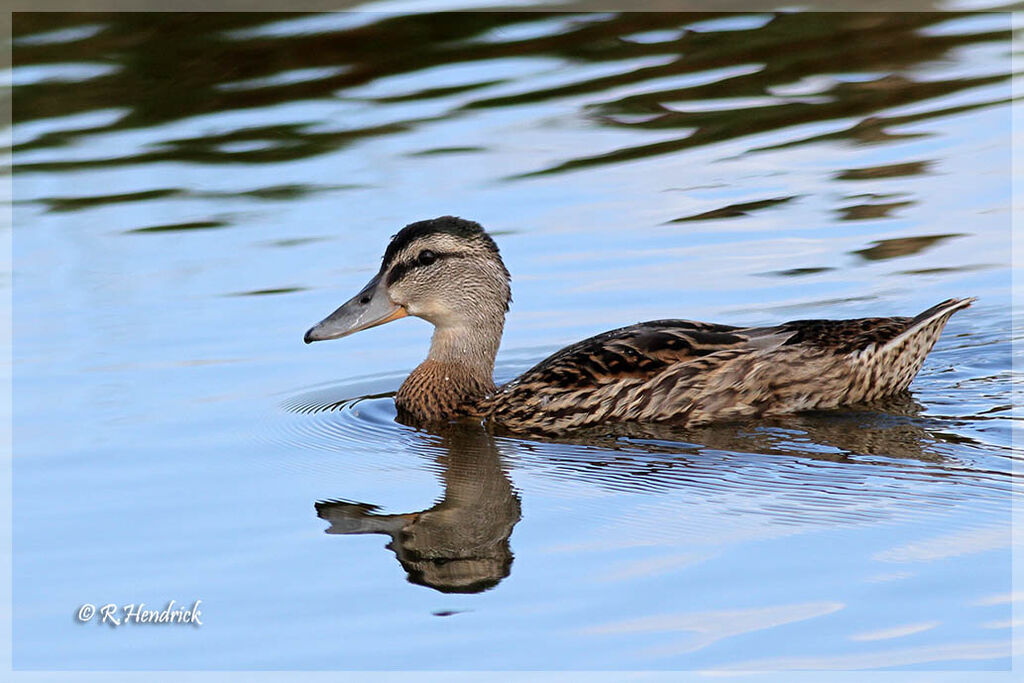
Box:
[304,216,973,433]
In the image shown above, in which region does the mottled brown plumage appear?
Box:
[304,217,974,433]
[481,299,972,432]
[396,359,496,423]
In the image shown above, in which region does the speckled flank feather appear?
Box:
[480,298,974,433]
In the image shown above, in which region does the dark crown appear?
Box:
[382,216,499,267]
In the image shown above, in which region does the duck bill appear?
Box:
[304,273,407,344]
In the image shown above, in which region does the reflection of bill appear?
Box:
[316,426,521,594]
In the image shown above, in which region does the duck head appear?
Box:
[304,216,511,345]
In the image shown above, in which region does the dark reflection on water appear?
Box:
[852,233,964,261]
[763,266,835,277]
[13,11,1012,177]
[316,424,521,594]
[125,219,230,234]
[500,393,939,461]
[836,198,914,221]
[669,194,796,222]
[32,183,360,213]
[835,159,932,181]
[496,396,1014,495]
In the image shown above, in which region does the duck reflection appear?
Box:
[483,392,983,500]
[311,392,981,592]
[315,425,521,594]
[559,393,946,463]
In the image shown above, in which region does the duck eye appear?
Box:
[417,250,437,266]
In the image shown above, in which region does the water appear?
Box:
[10,7,1020,673]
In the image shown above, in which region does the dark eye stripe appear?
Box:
[385,252,465,286]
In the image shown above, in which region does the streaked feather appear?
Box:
[480,298,974,432]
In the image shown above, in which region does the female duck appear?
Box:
[304,216,972,433]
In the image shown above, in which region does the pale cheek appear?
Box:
[406,298,453,324]
[388,284,414,308]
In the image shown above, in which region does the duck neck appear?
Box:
[426,323,501,383]
[396,317,503,422]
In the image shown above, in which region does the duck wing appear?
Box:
[483,320,762,429]
[503,319,753,389]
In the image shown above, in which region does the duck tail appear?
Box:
[865,297,975,394]
[883,297,975,353]
[908,297,976,329]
